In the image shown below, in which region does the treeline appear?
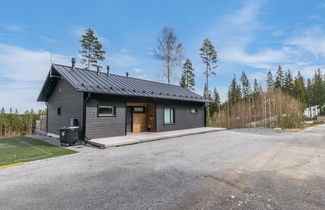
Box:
[209,66,325,129]
[0,108,46,137]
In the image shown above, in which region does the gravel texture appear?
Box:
[232,127,290,136]
[1,125,325,210]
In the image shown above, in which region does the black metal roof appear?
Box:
[38,64,208,103]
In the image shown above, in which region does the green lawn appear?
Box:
[0,136,77,166]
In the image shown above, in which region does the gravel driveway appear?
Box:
[1,125,325,210]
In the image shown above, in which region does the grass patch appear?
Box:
[0,136,77,166]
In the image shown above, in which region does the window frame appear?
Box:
[163,107,175,125]
[97,105,116,117]
[190,108,198,114]
[57,107,61,116]
[133,106,145,113]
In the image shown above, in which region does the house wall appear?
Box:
[47,79,83,136]
[156,101,205,132]
[85,94,126,139]
[84,94,205,139]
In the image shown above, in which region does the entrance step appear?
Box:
[86,127,225,148]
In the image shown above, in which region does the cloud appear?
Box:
[307,14,320,20]
[120,48,128,53]
[286,26,325,58]
[70,26,86,37]
[5,23,27,32]
[133,68,143,73]
[0,43,70,112]
[222,47,288,69]
[70,26,108,46]
[271,30,284,37]
[0,43,69,81]
[207,0,271,68]
[110,54,138,68]
[210,0,264,48]
[208,0,325,75]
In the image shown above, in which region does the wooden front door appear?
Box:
[126,103,156,133]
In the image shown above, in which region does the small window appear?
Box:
[57,107,61,116]
[164,108,175,124]
[133,106,145,113]
[191,108,198,114]
[98,105,115,117]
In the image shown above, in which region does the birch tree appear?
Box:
[154,26,183,84]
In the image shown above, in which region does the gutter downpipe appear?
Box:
[82,92,91,142]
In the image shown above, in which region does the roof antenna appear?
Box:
[48,35,53,65]
[97,66,100,75]
[47,35,60,78]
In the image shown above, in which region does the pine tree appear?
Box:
[179,59,195,90]
[306,79,313,107]
[312,69,325,106]
[274,65,284,90]
[79,28,106,70]
[200,39,218,99]
[228,75,241,104]
[209,88,221,117]
[266,71,274,92]
[240,71,251,101]
[253,78,261,95]
[293,78,306,105]
[213,88,221,104]
[283,70,294,95]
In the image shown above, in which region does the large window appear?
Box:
[98,105,116,117]
[164,108,175,124]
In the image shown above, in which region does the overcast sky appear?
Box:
[1,0,325,112]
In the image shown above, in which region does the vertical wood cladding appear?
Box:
[47,79,83,135]
[85,94,126,139]
[156,101,205,132]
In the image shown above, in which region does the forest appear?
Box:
[0,108,45,137]
[209,66,325,129]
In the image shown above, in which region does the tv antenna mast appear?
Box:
[48,35,53,65]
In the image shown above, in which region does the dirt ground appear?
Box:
[0,125,324,210]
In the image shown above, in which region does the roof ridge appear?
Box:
[52,63,188,90]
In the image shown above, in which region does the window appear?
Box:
[133,106,145,113]
[98,105,115,117]
[57,107,61,116]
[164,108,175,124]
[191,108,198,114]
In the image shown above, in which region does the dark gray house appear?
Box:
[38,63,209,140]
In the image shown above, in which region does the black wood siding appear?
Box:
[84,94,205,138]
[47,79,83,135]
[85,95,126,139]
[156,101,205,132]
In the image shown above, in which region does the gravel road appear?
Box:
[1,125,324,210]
